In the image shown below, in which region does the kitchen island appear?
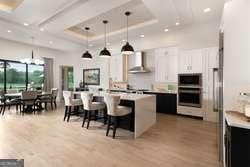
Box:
[74,91,156,138]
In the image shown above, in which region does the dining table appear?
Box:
[4,91,52,113]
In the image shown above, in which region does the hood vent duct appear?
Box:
[128,52,151,74]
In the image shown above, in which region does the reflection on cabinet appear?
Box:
[155,47,178,82]
[178,49,203,74]
[225,122,250,167]
[110,54,124,82]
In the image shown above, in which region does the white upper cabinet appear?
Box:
[110,54,123,82]
[155,47,178,82]
[178,49,203,74]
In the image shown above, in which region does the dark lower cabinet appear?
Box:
[144,92,177,114]
[225,121,250,167]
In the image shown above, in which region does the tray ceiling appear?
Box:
[0,0,23,12]
[66,0,156,39]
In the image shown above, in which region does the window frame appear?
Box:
[0,58,44,93]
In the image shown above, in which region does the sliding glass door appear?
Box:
[6,62,26,92]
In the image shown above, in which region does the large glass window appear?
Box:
[0,61,4,91]
[6,62,26,92]
[28,64,44,90]
[0,59,45,92]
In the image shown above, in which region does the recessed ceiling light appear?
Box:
[140,34,145,38]
[107,42,111,46]
[7,30,11,33]
[164,28,169,32]
[49,41,53,44]
[203,8,211,13]
[40,28,44,32]
[175,22,180,26]
[122,39,126,42]
[89,44,93,47]
[23,22,29,26]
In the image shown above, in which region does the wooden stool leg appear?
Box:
[86,110,91,129]
[82,110,87,127]
[113,117,118,139]
[106,116,111,136]
[63,106,68,121]
[67,106,71,122]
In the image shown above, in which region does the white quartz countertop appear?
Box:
[74,91,155,101]
[225,111,250,129]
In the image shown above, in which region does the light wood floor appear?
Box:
[0,105,219,167]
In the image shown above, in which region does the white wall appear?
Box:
[73,19,220,89]
[223,0,250,112]
[0,38,77,94]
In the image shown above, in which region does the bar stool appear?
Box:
[63,91,82,122]
[80,92,105,129]
[104,94,132,139]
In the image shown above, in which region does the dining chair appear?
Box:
[51,88,58,109]
[63,91,82,122]
[80,92,105,129]
[21,91,38,114]
[104,94,132,139]
[0,90,5,115]
[39,88,58,111]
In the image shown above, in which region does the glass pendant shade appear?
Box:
[121,11,134,55]
[82,27,92,59]
[100,20,111,57]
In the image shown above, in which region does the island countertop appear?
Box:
[74,91,156,138]
[74,91,156,101]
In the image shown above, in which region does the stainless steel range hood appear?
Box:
[128,51,151,74]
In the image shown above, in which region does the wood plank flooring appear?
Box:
[0,105,219,167]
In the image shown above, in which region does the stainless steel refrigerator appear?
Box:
[214,32,224,166]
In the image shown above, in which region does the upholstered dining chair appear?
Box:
[0,90,5,115]
[63,91,82,122]
[104,94,132,139]
[21,91,38,114]
[80,92,105,129]
[51,88,58,109]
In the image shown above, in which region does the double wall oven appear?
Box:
[178,74,202,108]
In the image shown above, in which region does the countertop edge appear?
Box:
[225,111,250,129]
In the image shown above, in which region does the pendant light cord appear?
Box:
[86,30,89,50]
[126,14,128,42]
[104,22,107,48]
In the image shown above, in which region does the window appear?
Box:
[0,61,4,91]
[28,64,44,90]
[68,67,74,90]
[0,59,45,92]
[6,62,26,92]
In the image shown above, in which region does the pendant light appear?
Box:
[121,11,134,55]
[82,27,92,59]
[99,20,111,57]
[20,36,44,65]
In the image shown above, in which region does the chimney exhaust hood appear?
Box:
[128,51,151,74]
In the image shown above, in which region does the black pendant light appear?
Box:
[99,20,111,57]
[121,11,134,55]
[82,27,92,59]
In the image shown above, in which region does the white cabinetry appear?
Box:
[177,47,219,121]
[110,54,124,82]
[155,47,178,82]
[178,49,203,74]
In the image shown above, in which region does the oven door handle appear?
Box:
[179,90,201,93]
